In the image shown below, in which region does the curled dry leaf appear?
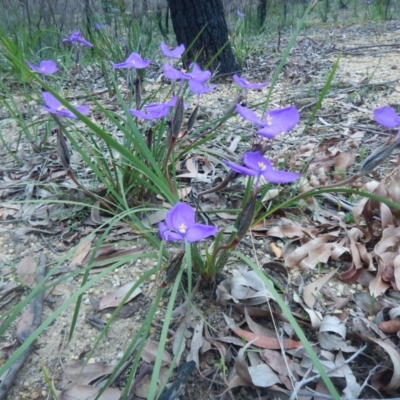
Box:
[285,235,348,272]
[369,226,400,297]
[186,319,204,367]
[216,267,272,306]
[98,282,141,310]
[318,315,356,351]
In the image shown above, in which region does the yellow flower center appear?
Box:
[178,223,187,233]
[57,105,66,111]
[258,162,266,171]
[266,115,273,125]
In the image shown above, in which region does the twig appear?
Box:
[289,344,368,400]
[0,253,47,400]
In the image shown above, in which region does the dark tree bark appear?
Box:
[257,0,267,28]
[167,0,239,75]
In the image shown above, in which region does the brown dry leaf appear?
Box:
[61,361,114,388]
[303,269,338,310]
[98,282,141,310]
[69,234,95,269]
[232,327,301,349]
[15,256,36,286]
[378,319,400,334]
[261,349,297,390]
[285,235,348,271]
[369,226,400,296]
[244,307,277,338]
[60,385,121,400]
[141,340,172,366]
[333,151,355,181]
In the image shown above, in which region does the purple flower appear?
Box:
[113,52,151,70]
[237,10,246,17]
[130,96,177,120]
[184,63,211,83]
[163,64,185,81]
[26,60,58,75]
[236,104,300,138]
[233,74,268,90]
[160,41,185,59]
[42,92,89,119]
[224,151,300,188]
[188,79,216,95]
[257,106,300,138]
[159,202,219,243]
[63,31,93,47]
[374,106,400,129]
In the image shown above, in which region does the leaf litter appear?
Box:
[3,19,400,400]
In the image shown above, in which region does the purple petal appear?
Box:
[236,104,264,126]
[126,52,151,69]
[184,63,211,83]
[188,80,215,95]
[163,64,185,80]
[262,169,300,184]
[223,159,257,176]
[75,105,90,116]
[129,109,167,120]
[257,106,299,137]
[160,41,185,58]
[166,203,196,233]
[43,92,62,110]
[233,74,268,90]
[113,53,150,69]
[243,152,273,172]
[374,106,400,129]
[113,61,129,69]
[165,95,178,107]
[237,10,245,17]
[159,222,183,242]
[185,224,219,243]
[39,60,58,74]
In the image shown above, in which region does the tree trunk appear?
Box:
[167,0,239,75]
[257,0,267,28]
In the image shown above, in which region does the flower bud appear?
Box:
[187,104,199,132]
[158,250,185,287]
[237,192,257,241]
[171,95,184,138]
[56,128,70,169]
